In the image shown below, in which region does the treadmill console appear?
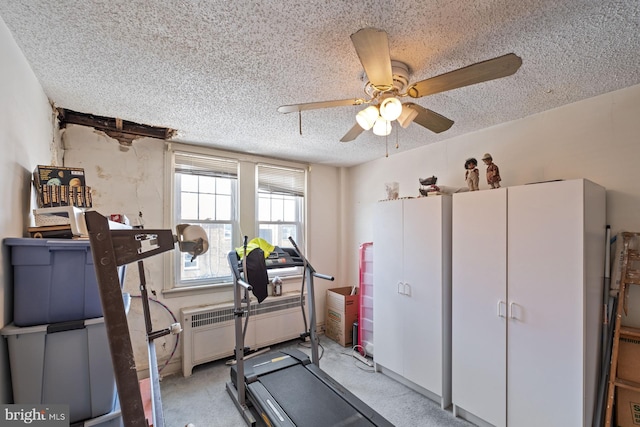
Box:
[264,247,304,268]
[232,246,304,274]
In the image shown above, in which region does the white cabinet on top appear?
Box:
[373,195,452,408]
[451,179,606,427]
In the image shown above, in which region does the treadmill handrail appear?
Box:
[313,272,334,282]
[237,278,251,290]
[227,251,244,281]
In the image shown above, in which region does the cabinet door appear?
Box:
[452,189,507,427]
[507,180,585,427]
[373,200,404,373]
[403,197,448,393]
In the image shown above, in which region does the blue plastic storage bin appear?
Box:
[4,238,108,326]
[1,317,118,423]
[70,409,123,427]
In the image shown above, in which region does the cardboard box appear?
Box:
[618,337,640,383]
[616,389,640,427]
[33,165,86,187]
[35,184,93,208]
[617,336,640,426]
[33,165,92,208]
[325,286,359,347]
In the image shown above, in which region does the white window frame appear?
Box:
[171,150,239,289]
[256,163,306,278]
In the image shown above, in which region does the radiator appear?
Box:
[181,292,306,377]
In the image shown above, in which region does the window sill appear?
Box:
[161,282,232,298]
[161,274,305,299]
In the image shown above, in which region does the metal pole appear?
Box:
[306,265,319,366]
[225,249,257,426]
[287,237,334,367]
[85,211,149,427]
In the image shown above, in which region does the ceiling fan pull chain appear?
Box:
[298,111,302,135]
[395,124,399,149]
[385,133,389,157]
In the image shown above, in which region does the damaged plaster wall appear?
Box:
[61,125,175,375]
[0,16,61,403]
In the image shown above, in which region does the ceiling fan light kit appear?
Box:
[397,105,419,128]
[277,27,522,146]
[379,97,403,121]
[356,105,380,130]
[372,117,392,136]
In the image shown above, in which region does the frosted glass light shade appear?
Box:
[397,105,419,128]
[379,97,403,121]
[372,118,392,136]
[356,106,379,130]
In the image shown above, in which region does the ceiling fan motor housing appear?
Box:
[390,60,410,93]
[365,60,410,98]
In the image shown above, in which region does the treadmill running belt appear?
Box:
[257,364,375,426]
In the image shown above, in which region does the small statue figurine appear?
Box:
[464,158,479,191]
[482,153,501,189]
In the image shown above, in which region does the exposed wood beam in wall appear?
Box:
[57,108,176,146]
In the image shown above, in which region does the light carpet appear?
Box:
[160,337,473,427]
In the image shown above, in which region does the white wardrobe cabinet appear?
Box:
[451,179,606,427]
[373,196,452,408]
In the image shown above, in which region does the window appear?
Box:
[173,152,238,287]
[166,146,308,293]
[257,164,305,276]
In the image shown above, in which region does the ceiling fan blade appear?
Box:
[340,123,365,142]
[350,28,393,90]
[405,103,454,133]
[407,53,522,98]
[277,98,365,113]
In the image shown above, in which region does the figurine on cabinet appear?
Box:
[464,158,479,191]
[482,153,501,189]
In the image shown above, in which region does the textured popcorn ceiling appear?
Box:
[0,1,638,167]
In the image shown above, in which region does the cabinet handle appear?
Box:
[404,283,411,297]
[397,282,405,295]
[497,301,506,318]
[509,302,518,320]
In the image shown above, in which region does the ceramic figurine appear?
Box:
[464,158,479,191]
[482,153,501,189]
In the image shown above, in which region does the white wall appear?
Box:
[61,125,343,375]
[0,16,60,403]
[345,83,640,327]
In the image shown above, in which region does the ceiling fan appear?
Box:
[277,28,522,142]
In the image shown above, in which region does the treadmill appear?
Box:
[226,237,393,427]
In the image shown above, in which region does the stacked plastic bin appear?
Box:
[358,242,374,356]
[1,238,123,427]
